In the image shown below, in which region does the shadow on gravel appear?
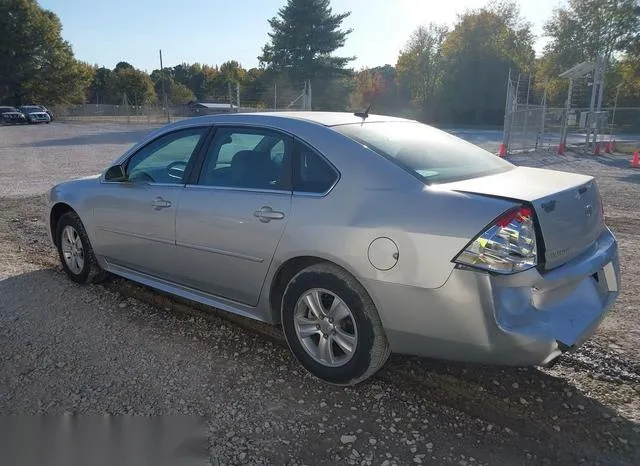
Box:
[1,269,639,464]
[616,172,640,184]
[98,276,640,464]
[591,155,638,170]
[505,155,574,168]
[17,129,153,147]
[378,355,639,460]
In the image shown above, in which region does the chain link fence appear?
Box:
[50,102,310,125]
[505,104,640,154]
[50,80,313,125]
[503,66,640,155]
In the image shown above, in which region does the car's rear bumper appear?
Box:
[365,228,620,367]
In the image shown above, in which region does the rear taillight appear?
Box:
[454,206,537,274]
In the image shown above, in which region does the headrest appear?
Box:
[231,150,271,169]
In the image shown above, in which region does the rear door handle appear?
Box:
[151,197,172,210]
[253,206,285,222]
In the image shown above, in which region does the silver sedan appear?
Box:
[47,112,621,385]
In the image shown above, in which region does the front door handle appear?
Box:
[151,197,172,210]
[253,206,285,222]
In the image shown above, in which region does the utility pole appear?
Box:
[274,82,277,110]
[236,82,240,109]
[228,82,233,109]
[159,49,169,123]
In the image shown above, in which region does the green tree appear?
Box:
[166,80,196,104]
[114,61,134,72]
[438,1,534,125]
[150,70,196,105]
[88,66,114,104]
[220,60,245,84]
[108,66,156,106]
[0,0,92,105]
[241,67,268,107]
[350,65,401,115]
[259,0,354,110]
[396,24,448,120]
[615,55,640,109]
[536,0,640,106]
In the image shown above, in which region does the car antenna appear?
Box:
[354,104,371,121]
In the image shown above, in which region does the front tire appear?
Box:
[55,212,108,284]
[281,263,391,385]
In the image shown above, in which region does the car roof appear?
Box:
[174,111,414,128]
[249,111,412,126]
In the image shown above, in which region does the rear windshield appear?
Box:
[332,121,513,184]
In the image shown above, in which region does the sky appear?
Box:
[38,0,567,73]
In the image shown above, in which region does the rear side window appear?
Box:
[333,121,513,184]
[293,142,338,194]
[198,127,291,190]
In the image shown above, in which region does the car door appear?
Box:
[173,126,293,306]
[92,126,211,280]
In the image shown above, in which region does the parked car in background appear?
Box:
[0,106,27,125]
[20,105,51,124]
[36,104,54,121]
[46,111,621,385]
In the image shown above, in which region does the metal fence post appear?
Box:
[560,78,573,149]
[610,83,622,143]
[502,69,513,151]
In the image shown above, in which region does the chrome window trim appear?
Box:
[98,121,342,197]
[292,190,335,198]
[183,184,292,196]
[99,180,186,188]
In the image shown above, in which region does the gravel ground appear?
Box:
[1,122,639,465]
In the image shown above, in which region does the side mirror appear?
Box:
[104,164,127,182]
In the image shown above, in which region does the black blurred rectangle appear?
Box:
[0,415,211,466]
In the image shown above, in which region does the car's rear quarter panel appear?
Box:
[268,124,519,327]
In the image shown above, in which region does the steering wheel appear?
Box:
[167,161,188,181]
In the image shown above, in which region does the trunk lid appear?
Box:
[437,166,605,270]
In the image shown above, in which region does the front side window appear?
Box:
[125,127,208,184]
[293,142,338,194]
[20,106,40,114]
[198,127,290,190]
[333,121,513,184]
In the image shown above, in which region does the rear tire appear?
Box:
[281,263,391,385]
[55,212,109,284]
